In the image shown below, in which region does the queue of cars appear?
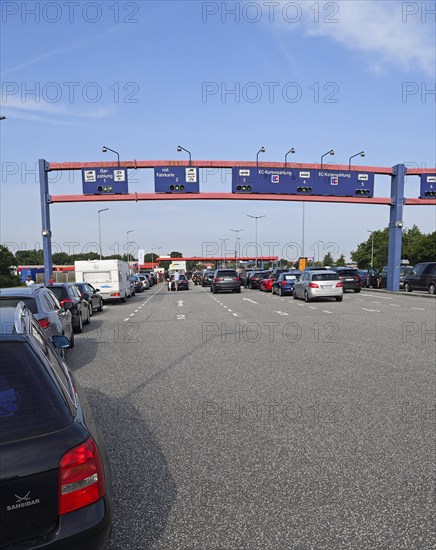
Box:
[0,271,163,547]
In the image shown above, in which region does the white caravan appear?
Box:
[74,259,131,302]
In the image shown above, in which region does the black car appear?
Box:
[47,283,91,333]
[211,269,241,293]
[246,271,269,289]
[74,282,104,314]
[0,303,113,548]
[331,267,361,292]
[404,262,436,294]
[201,271,215,287]
[130,275,144,293]
[168,274,189,291]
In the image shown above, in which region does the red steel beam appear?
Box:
[48,160,399,175]
[49,192,398,205]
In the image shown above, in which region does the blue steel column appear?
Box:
[387,164,406,291]
[39,159,53,285]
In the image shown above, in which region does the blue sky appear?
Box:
[1,0,435,264]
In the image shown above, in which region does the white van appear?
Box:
[74,260,131,302]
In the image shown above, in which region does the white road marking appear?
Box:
[232,313,238,317]
[129,313,135,317]
[389,304,400,307]
[371,301,381,304]
[323,310,332,314]
[243,298,258,304]
[297,303,305,307]
[177,300,184,307]
[309,306,317,310]
[123,318,130,322]
[227,309,232,312]
[362,308,380,312]
[134,309,139,313]
[411,307,425,311]
[177,314,186,320]
[274,311,289,316]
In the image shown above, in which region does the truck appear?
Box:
[74,259,131,302]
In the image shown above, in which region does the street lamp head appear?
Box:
[102,146,108,153]
[360,151,365,157]
[259,147,266,153]
[177,146,182,152]
[329,149,334,155]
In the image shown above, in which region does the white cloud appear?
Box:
[299,1,435,76]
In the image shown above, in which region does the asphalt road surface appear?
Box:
[67,283,435,550]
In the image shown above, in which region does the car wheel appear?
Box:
[429,283,435,295]
[279,287,283,296]
[404,282,412,293]
[354,289,361,293]
[88,303,93,317]
[75,313,83,334]
[68,332,75,348]
[336,296,343,302]
[84,306,91,325]
[304,291,310,303]
[98,299,103,312]
[213,287,217,294]
[236,287,241,293]
[293,290,297,300]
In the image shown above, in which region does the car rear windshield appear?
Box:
[48,287,68,301]
[0,298,38,314]
[312,274,340,281]
[337,270,359,276]
[217,271,237,277]
[0,342,72,444]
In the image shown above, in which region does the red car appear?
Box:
[259,275,274,292]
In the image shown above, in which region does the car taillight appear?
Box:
[111,292,120,297]
[308,283,319,288]
[281,281,287,286]
[233,278,239,281]
[355,276,361,281]
[60,298,74,307]
[336,282,343,287]
[59,437,106,515]
[38,317,51,329]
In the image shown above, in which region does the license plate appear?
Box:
[321,285,331,289]
[224,277,232,281]
[346,278,354,281]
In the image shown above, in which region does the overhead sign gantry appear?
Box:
[39,158,436,290]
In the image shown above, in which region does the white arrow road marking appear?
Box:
[177,314,186,320]
[362,308,380,312]
[274,311,289,316]
[243,298,258,304]
[177,300,184,307]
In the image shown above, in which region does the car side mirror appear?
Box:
[52,335,70,348]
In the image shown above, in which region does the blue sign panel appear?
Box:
[420,174,436,198]
[232,167,374,197]
[82,168,129,195]
[154,167,199,193]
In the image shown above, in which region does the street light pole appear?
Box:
[219,238,229,267]
[247,214,265,268]
[151,247,161,269]
[367,230,374,267]
[102,146,120,167]
[98,208,109,260]
[320,149,335,168]
[230,229,244,268]
[256,147,266,167]
[349,151,365,170]
[127,230,134,266]
[177,145,192,166]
